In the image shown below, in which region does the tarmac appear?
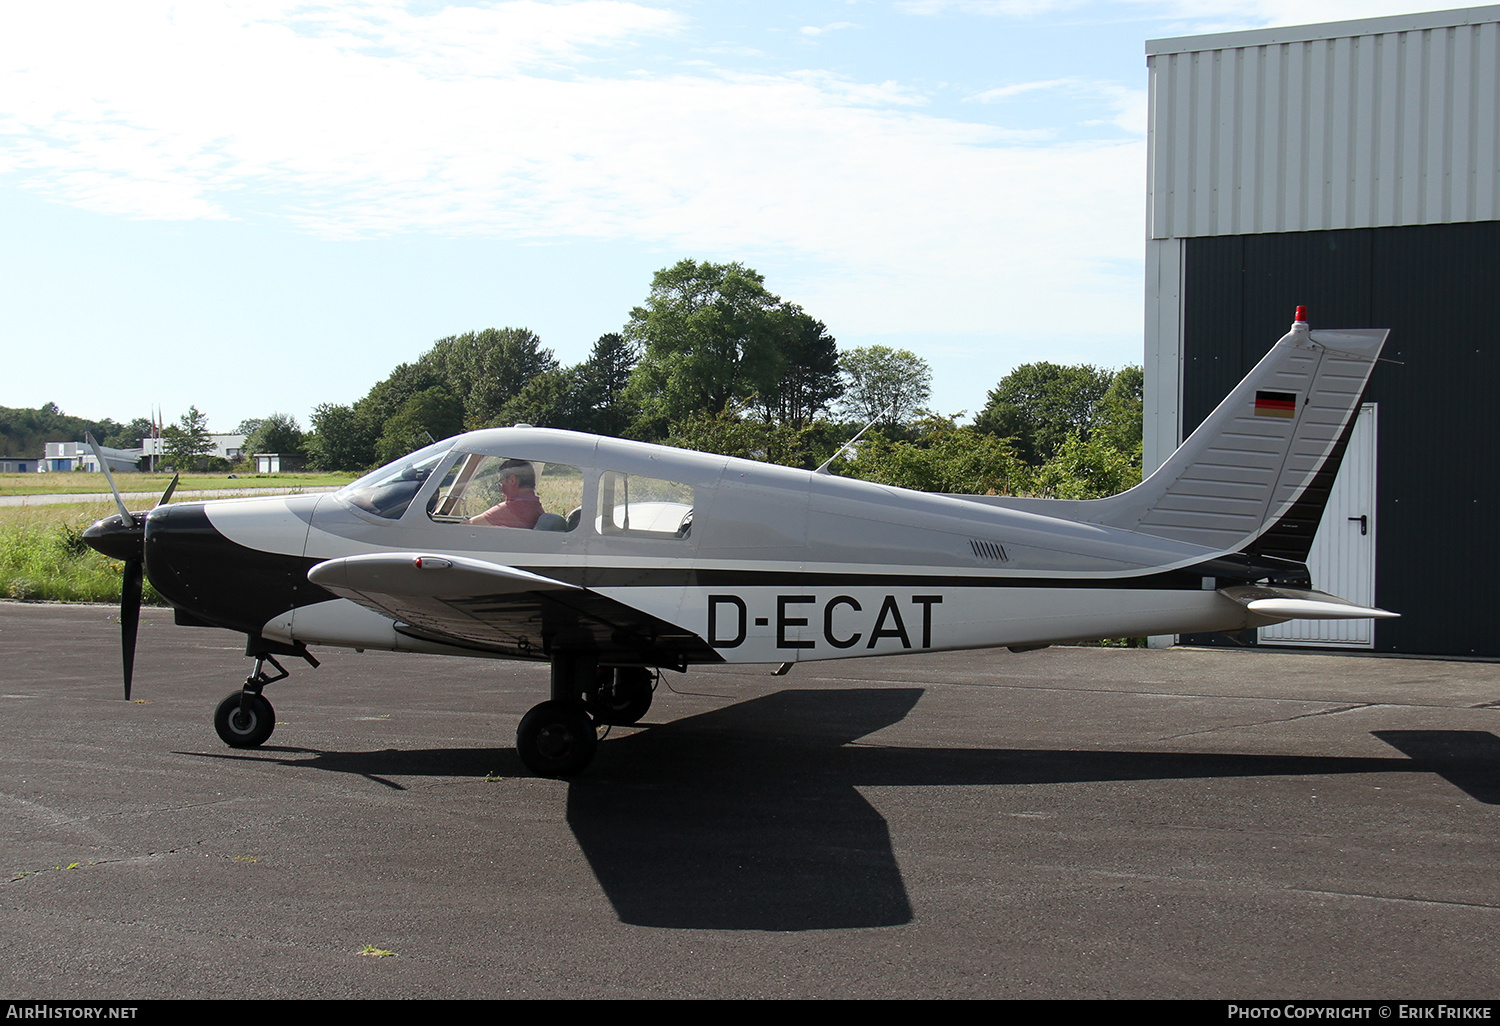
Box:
[2,601,1498,999]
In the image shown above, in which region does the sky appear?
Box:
[0,0,1468,435]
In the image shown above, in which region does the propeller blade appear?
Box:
[84,432,133,525]
[157,473,179,508]
[120,558,143,701]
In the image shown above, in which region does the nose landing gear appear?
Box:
[212,644,318,749]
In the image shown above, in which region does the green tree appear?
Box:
[835,346,932,427]
[306,403,371,472]
[973,362,1114,464]
[241,413,306,461]
[496,368,577,429]
[374,387,464,465]
[1033,433,1143,499]
[103,418,154,451]
[571,332,639,436]
[838,425,1032,495]
[665,405,831,468]
[421,327,558,427]
[1094,365,1144,454]
[624,260,787,436]
[161,406,215,471]
[756,306,842,428]
[0,404,148,458]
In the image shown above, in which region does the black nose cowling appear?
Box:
[145,499,335,637]
[83,512,145,562]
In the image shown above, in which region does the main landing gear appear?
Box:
[516,656,657,777]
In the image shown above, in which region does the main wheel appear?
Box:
[586,667,654,726]
[516,701,598,777]
[214,691,276,748]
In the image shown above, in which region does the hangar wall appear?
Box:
[1144,6,1500,657]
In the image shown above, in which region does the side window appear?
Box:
[428,455,584,532]
[596,472,694,538]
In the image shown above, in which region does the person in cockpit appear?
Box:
[468,459,544,529]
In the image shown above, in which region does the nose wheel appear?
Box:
[212,648,306,749]
[214,691,276,748]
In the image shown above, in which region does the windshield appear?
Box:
[336,440,456,520]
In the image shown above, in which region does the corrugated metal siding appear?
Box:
[1148,15,1500,239]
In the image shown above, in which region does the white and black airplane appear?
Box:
[85,309,1395,776]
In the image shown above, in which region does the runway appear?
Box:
[3,602,1497,999]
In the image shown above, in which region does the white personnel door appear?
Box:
[1260,403,1378,648]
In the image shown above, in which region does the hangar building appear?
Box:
[1143,5,1500,657]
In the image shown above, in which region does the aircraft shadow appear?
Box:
[184,694,1500,932]
[567,687,925,932]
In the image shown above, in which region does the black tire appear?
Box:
[516,700,597,777]
[586,666,654,726]
[214,691,276,748]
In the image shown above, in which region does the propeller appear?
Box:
[81,433,177,700]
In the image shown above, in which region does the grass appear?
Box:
[0,471,356,497]
[0,501,161,604]
[0,475,352,603]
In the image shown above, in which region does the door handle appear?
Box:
[1348,514,1368,536]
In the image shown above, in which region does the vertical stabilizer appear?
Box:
[1085,312,1388,556]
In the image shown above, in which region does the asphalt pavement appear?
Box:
[2,602,1497,999]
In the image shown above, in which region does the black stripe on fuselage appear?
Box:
[510,552,1310,592]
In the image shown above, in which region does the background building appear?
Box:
[1144,5,1500,657]
[139,434,247,467]
[40,441,143,474]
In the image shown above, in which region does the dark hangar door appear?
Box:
[1178,221,1500,658]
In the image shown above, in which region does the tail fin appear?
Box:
[1088,310,1388,557]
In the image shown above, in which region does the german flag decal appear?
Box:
[1254,390,1298,418]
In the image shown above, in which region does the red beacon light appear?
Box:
[1294,305,1308,324]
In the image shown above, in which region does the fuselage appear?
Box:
[144,427,1289,665]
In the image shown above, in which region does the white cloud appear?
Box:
[970,77,1146,135]
[799,22,859,37]
[897,0,1473,30]
[0,0,1148,341]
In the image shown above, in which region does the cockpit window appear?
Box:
[428,454,584,532]
[336,443,455,521]
[596,472,694,539]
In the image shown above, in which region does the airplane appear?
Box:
[83,308,1396,777]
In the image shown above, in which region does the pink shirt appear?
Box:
[472,494,543,529]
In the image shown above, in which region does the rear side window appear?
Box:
[596,472,694,538]
[429,454,585,532]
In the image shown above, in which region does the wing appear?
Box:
[307,552,719,667]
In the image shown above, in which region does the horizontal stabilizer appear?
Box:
[1218,585,1398,621]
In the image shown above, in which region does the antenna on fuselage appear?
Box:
[814,405,894,475]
